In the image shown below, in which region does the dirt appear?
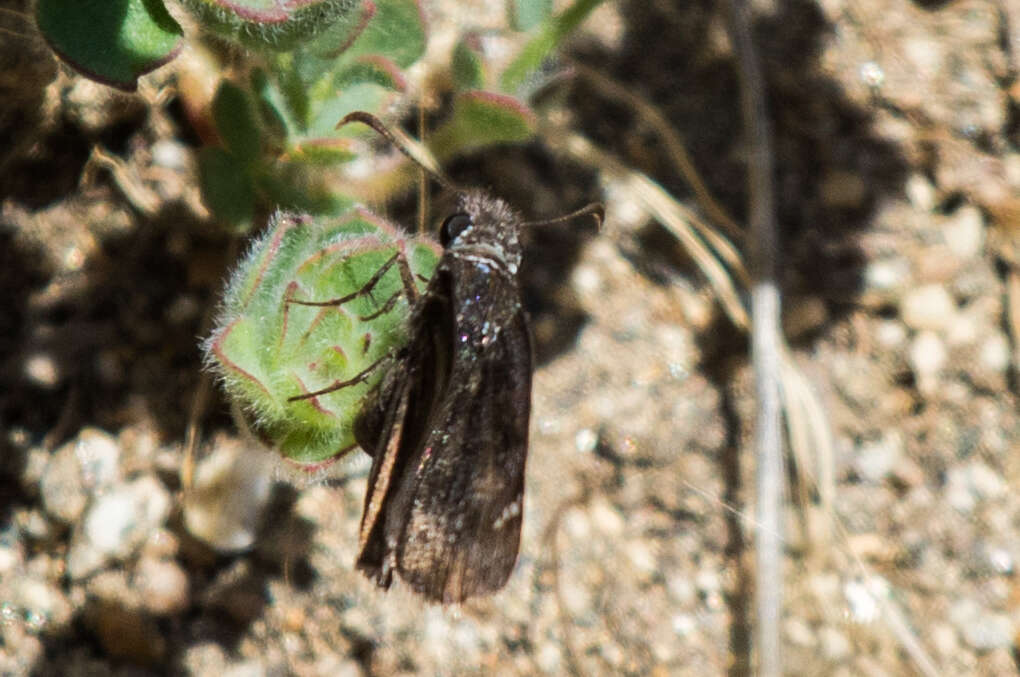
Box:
[1,0,1019,675]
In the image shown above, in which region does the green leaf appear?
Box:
[500,0,606,93]
[451,37,485,90]
[317,0,426,68]
[198,147,256,231]
[507,0,552,31]
[430,91,537,158]
[212,81,262,163]
[35,0,183,91]
[332,56,407,91]
[251,68,295,143]
[178,0,364,50]
[258,162,354,215]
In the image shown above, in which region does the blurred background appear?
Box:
[1,0,1019,674]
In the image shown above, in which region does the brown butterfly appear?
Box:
[340,112,601,603]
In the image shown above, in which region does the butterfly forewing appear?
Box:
[354,192,532,603]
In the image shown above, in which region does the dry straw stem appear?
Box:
[541,47,938,672]
[722,0,783,672]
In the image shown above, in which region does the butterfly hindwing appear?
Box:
[354,223,533,603]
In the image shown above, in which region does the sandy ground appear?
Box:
[2,0,1020,675]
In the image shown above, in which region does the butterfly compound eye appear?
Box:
[440,213,472,246]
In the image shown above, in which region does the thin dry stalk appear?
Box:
[722,2,783,674]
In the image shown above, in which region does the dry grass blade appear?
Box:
[544,126,750,330]
[1007,270,1020,384]
[570,60,746,246]
[83,145,160,217]
[779,348,835,539]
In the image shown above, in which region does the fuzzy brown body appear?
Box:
[354,191,532,604]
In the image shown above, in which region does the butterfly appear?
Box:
[339,112,601,603]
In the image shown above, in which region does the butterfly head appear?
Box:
[440,191,523,275]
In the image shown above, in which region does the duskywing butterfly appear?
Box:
[339,112,601,603]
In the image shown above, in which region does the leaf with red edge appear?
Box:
[36,0,183,91]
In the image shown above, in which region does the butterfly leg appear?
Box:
[288,352,391,401]
[286,249,420,312]
[286,250,423,402]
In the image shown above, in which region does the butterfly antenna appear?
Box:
[522,202,604,231]
[337,111,460,193]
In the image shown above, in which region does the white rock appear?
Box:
[942,205,984,259]
[978,332,1011,375]
[67,476,171,579]
[908,331,947,395]
[905,173,936,212]
[135,557,190,615]
[855,432,903,483]
[945,463,1006,513]
[24,353,60,388]
[874,320,908,348]
[819,626,852,660]
[40,428,121,524]
[900,285,956,331]
[864,257,910,292]
[14,578,72,631]
[183,440,274,553]
[950,598,1014,650]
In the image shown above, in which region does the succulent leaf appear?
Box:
[204,210,440,466]
[178,0,363,50]
[35,0,183,91]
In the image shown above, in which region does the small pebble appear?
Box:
[535,641,563,672]
[784,618,816,647]
[183,440,274,553]
[978,332,1011,375]
[667,576,697,605]
[40,428,121,524]
[945,463,1006,513]
[900,285,956,332]
[13,578,73,631]
[908,331,947,395]
[819,626,852,660]
[864,257,911,293]
[942,205,985,259]
[930,621,959,656]
[0,543,21,574]
[67,476,171,579]
[223,660,269,677]
[874,320,907,348]
[313,657,362,677]
[23,353,60,388]
[905,173,936,211]
[589,499,625,536]
[859,61,885,89]
[134,557,190,615]
[983,546,1014,575]
[559,577,593,617]
[671,613,696,637]
[624,540,658,582]
[949,598,1014,650]
[87,602,166,665]
[151,139,189,170]
[574,428,598,453]
[854,432,903,483]
[844,578,884,624]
